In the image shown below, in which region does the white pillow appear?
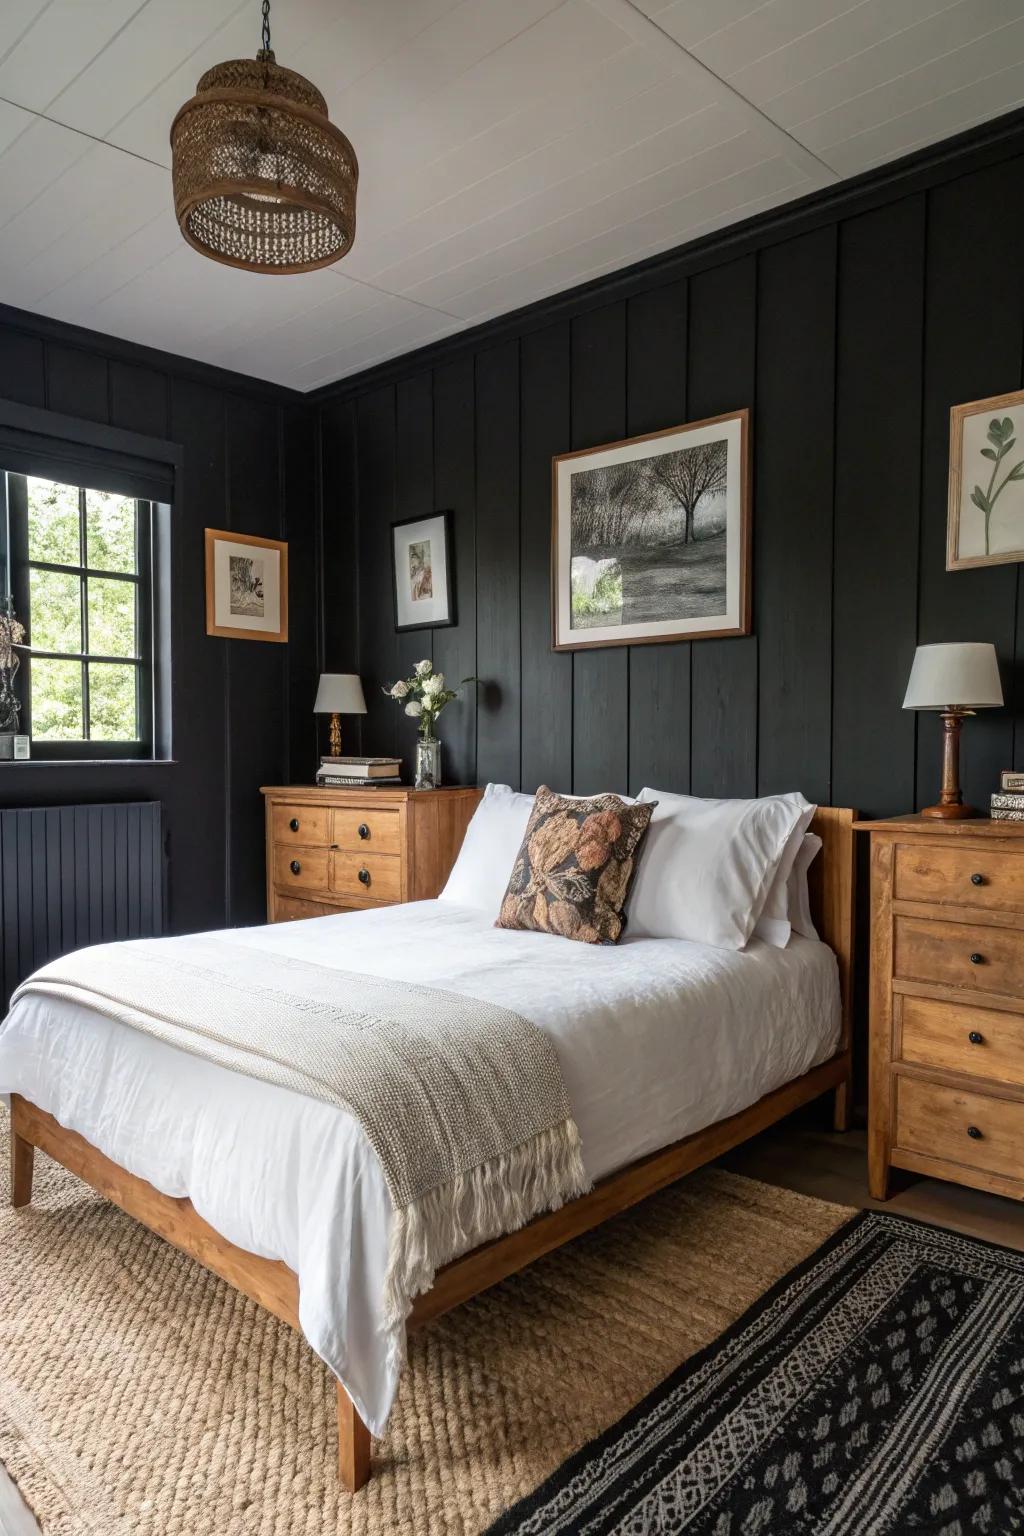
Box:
[439,783,534,916]
[440,782,636,918]
[787,833,822,941]
[751,797,819,947]
[628,788,814,949]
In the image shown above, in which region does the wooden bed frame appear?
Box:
[8,807,856,1494]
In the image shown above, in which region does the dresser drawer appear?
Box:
[272,804,332,846]
[332,807,402,855]
[274,845,330,894]
[894,915,1024,999]
[900,995,1024,1088]
[895,842,1024,916]
[330,850,402,904]
[274,894,335,922]
[895,1076,1024,1185]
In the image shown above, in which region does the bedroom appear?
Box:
[1,2,1023,1532]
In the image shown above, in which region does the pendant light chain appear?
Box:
[259,0,272,61]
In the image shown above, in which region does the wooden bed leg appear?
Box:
[832,1073,852,1133]
[337,1383,371,1492]
[11,1125,34,1208]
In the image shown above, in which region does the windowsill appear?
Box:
[0,756,176,767]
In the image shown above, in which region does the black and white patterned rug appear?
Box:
[488,1210,1024,1535]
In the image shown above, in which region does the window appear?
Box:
[5,472,155,758]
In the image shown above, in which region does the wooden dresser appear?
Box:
[260,785,482,923]
[858,815,1024,1203]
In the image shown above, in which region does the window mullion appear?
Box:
[79,487,89,741]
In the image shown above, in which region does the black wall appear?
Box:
[0,309,316,933]
[315,116,1024,817]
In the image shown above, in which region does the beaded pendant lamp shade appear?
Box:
[170,0,357,274]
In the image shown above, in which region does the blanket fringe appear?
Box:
[383,1118,589,1372]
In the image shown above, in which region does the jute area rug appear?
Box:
[0,1105,851,1536]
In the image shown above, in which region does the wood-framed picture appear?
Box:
[551,408,751,651]
[948,387,1024,570]
[205,528,288,643]
[391,511,455,632]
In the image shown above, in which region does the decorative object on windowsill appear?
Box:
[312,673,367,761]
[205,529,288,643]
[391,512,455,631]
[384,659,474,789]
[171,0,357,274]
[552,409,751,650]
[903,642,1003,819]
[0,596,29,760]
[947,387,1024,569]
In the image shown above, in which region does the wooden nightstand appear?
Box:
[857,815,1024,1204]
[260,785,482,923]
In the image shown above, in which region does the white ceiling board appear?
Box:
[0,0,1017,386]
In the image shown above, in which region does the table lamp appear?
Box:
[314,673,366,758]
[903,642,1003,819]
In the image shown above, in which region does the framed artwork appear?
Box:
[391,511,454,631]
[551,409,751,650]
[205,528,288,643]
[948,388,1024,570]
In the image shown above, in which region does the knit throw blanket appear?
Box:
[13,936,589,1356]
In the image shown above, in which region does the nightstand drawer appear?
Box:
[330,850,402,903]
[274,845,330,894]
[272,805,332,846]
[332,807,402,855]
[894,915,1024,999]
[274,894,335,922]
[900,995,1024,1088]
[895,842,1024,916]
[895,1076,1024,1185]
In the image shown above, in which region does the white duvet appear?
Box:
[0,900,839,1434]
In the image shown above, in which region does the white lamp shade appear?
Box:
[902,643,1003,711]
[313,673,366,715]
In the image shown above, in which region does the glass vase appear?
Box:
[415,736,441,790]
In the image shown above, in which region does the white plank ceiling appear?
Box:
[0,0,1020,391]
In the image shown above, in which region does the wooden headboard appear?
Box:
[809,806,857,1056]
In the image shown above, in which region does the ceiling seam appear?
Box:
[591,0,839,185]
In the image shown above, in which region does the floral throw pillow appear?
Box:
[496,786,656,945]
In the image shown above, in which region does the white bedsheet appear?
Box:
[0,900,839,1434]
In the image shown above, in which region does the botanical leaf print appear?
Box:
[497,786,655,945]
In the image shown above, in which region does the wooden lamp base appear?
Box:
[920,709,976,820]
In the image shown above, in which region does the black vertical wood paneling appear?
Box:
[283,402,319,780]
[319,394,360,759]
[110,361,168,438]
[45,343,109,422]
[755,228,837,804]
[0,330,45,406]
[687,256,758,797]
[917,161,1024,811]
[520,322,571,793]
[832,199,925,818]
[571,304,629,795]
[432,355,478,786]
[0,803,163,1010]
[626,281,690,795]
[475,340,521,786]
[395,373,436,770]
[224,393,286,927]
[357,385,399,759]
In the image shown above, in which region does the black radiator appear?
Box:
[0,801,164,1012]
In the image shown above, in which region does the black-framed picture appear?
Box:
[391,511,455,631]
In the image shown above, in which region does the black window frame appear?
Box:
[6,471,156,761]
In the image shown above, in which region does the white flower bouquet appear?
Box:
[383,659,472,741]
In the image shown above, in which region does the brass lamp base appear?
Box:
[328,712,342,758]
[921,708,976,821]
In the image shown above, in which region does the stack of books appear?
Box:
[316,756,402,787]
[991,769,1024,822]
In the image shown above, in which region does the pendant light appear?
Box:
[171,0,357,274]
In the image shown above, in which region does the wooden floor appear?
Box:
[4,1110,1022,1534]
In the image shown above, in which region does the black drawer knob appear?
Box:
[289,817,300,832]
[968,1030,984,1045]
[971,872,985,886]
[290,859,301,875]
[358,823,370,840]
[970,953,984,965]
[966,1125,983,1140]
[358,867,371,886]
